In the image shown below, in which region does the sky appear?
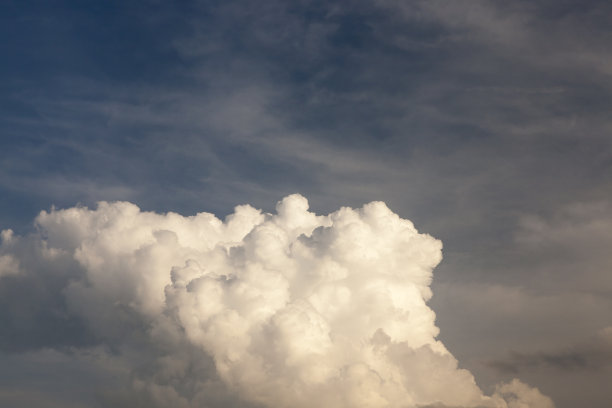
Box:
[1,1,611,407]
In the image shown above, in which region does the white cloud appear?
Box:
[0,230,20,278]
[0,254,20,278]
[0,195,553,408]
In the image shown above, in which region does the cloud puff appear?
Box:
[0,230,20,277]
[0,194,552,408]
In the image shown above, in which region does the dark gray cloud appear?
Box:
[0,233,96,352]
[488,327,612,373]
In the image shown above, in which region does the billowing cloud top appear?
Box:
[0,195,553,408]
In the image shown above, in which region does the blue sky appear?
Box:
[1,1,612,407]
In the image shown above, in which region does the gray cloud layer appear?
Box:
[489,327,612,374]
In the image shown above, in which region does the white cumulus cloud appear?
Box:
[0,194,553,408]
